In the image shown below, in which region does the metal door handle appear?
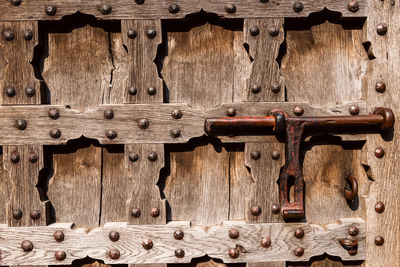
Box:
[205,107,394,220]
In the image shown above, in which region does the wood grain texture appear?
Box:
[42,24,113,111]
[125,143,166,224]
[121,20,163,103]
[0,0,367,21]
[0,218,365,265]
[0,152,11,224]
[244,18,284,102]
[0,21,40,104]
[4,145,46,226]
[0,102,369,145]
[244,143,285,223]
[362,0,400,266]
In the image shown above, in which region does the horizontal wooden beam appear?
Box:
[0,102,368,145]
[0,0,367,21]
[0,218,365,264]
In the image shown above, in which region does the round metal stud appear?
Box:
[146,29,157,39]
[348,0,359,12]
[228,248,239,259]
[349,105,359,115]
[138,118,149,129]
[251,85,261,94]
[250,26,260,36]
[3,29,14,41]
[294,247,304,256]
[174,230,184,240]
[105,130,117,139]
[293,106,304,116]
[374,147,385,158]
[170,129,181,138]
[377,23,388,35]
[225,3,236,13]
[21,240,33,252]
[109,230,120,242]
[261,237,271,248]
[227,107,236,117]
[150,207,160,217]
[108,248,120,260]
[23,29,33,40]
[55,251,66,261]
[45,5,57,16]
[134,0,145,4]
[25,87,35,97]
[127,29,137,39]
[48,108,60,120]
[229,229,239,239]
[271,204,280,214]
[175,248,185,258]
[15,119,27,130]
[30,210,41,220]
[294,228,304,239]
[147,87,157,95]
[171,109,182,119]
[271,84,281,94]
[375,236,384,246]
[100,4,112,14]
[12,209,23,220]
[10,152,20,163]
[148,151,158,162]
[293,2,304,12]
[375,82,386,93]
[29,152,38,163]
[169,4,180,13]
[271,151,280,160]
[5,86,16,97]
[10,0,22,6]
[375,201,385,213]
[348,226,359,236]
[104,109,114,119]
[251,205,262,216]
[268,27,279,37]
[54,230,65,242]
[142,239,153,250]
[128,87,137,95]
[131,208,141,218]
[49,129,62,139]
[129,152,139,162]
[251,151,261,160]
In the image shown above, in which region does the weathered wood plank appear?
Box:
[0,218,365,265]
[4,145,46,226]
[125,143,166,224]
[0,0,367,21]
[121,19,163,103]
[362,0,400,266]
[243,18,284,102]
[0,102,369,145]
[0,21,40,104]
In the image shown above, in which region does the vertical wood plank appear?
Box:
[243,18,284,102]
[0,21,40,104]
[121,19,163,103]
[363,0,400,266]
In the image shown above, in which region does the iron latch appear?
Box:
[204,107,395,220]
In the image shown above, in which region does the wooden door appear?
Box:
[0,1,397,267]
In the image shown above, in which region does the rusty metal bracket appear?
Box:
[204,107,395,220]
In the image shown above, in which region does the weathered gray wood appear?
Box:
[244,18,284,102]
[0,218,365,265]
[0,101,368,145]
[0,0,367,21]
[0,21,40,104]
[362,0,400,266]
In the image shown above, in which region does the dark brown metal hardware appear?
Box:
[205,107,394,220]
[344,174,358,201]
[339,238,358,256]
